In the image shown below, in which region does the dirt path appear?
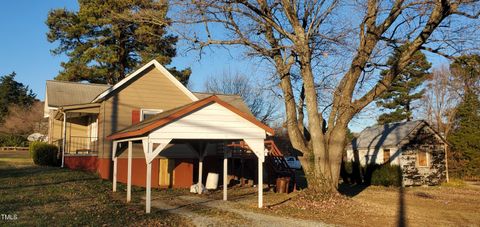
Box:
[150,195,330,227]
[150,199,221,227]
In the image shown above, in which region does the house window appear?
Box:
[383,149,390,163]
[418,151,428,167]
[141,109,163,121]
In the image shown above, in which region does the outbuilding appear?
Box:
[346,120,449,186]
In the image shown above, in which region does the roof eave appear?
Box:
[107,95,274,140]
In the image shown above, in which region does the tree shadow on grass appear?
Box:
[0,176,99,190]
[0,166,62,179]
[337,183,369,197]
[338,167,406,227]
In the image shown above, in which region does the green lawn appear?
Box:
[0,152,191,226]
[0,150,33,168]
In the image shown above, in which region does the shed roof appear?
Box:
[351,120,426,150]
[107,95,274,140]
[46,80,110,107]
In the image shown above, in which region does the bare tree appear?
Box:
[422,66,461,137]
[205,70,278,124]
[0,101,46,136]
[135,0,479,192]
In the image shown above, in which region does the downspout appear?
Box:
[61,110,67,168]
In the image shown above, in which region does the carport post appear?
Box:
[223,152,228,201]
[146,161,152,213]
[198,157,203,194]
[127,141,132,202]
[142,138,171,214]
[258,158,263,208]
[244,138,266,208]
[112,141,118,192]
[146,141,152,214]
[113,157,117,191]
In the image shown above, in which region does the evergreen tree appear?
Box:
[447,54,480,177]
[447,91,480,177]
[376,46,431,124]
[0,72,37,122]
[46,0,190,85]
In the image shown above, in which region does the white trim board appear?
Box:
[91,60,198,103]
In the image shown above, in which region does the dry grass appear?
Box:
[2,150,478,226]
[211,184,480,226]
[0,151,191,226]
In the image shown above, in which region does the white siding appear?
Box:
[149,103,266,140]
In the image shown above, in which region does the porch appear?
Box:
[52,103,101,165]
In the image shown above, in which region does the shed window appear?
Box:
[383,149,390,163]
[141,109,163,121]
[418,151,428,167]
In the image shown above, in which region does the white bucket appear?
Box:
[205,172,219,189]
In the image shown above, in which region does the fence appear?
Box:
[0,147,29,151]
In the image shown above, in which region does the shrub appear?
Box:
[370,164,402,187]
[341,161,363,184]
[29,141,43,157]
[342,162,402,186]
[0,134,28,147]
[31,142,59,166]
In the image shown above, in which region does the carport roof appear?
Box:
[107,95,274,140]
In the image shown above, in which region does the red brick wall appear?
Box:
[64,156,98,172]
[97,158,111,179]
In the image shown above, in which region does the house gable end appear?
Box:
[92,60,197,103]
[99,66,196,148]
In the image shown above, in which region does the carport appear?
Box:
[107,96,274,213]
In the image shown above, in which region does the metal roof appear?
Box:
[351,120,425,150]
[46,80,111,107]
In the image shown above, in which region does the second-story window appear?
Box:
[141,109,163,121]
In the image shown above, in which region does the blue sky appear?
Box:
[0,1,74,100]
[0,1,254,101]
[0,1,456,132]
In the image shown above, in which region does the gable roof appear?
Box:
[192,92,254,117]
[91,60,198,103]
[351,120,445,150]
[107,95,274,140]
[46,80,111,107]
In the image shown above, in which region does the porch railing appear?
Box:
[66,136,98,155]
